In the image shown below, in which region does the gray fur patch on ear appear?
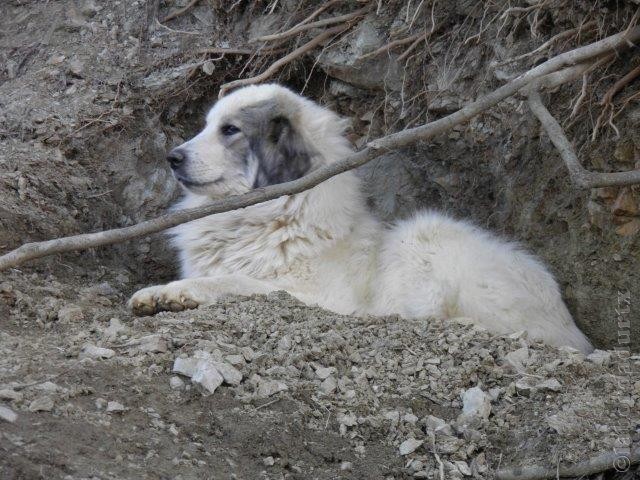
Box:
[240,103,314,188]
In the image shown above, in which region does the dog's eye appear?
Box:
[220,124,241,136]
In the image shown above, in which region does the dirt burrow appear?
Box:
[2,1,640,479]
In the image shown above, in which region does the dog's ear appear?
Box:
[251,115,313,188]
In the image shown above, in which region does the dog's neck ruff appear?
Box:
[170,171,369,279]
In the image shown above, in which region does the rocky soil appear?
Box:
[1,0,640,478]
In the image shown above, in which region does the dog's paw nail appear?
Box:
[168,301,184,312]
[183,299,199,309]
[133,303,156,316]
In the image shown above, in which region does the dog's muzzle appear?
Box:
[167,148,186,170]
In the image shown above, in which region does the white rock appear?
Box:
[0,389,23,402]
[212,361,242,386]
[103,318,126,341]
[79,344,115,360]
[0,405,17,423]
[319,376,337,395]
[277,336,292,353]
[29,396,54,412]
[587,349,612,366]
[173,356,199,377]
[58,305,84,323]
[337,412,357,427]
[191,360,224,395]
[454,460,472,476]
[536,378,562,392]
[461,387,491,419]
[504,347,529,372]
[225,354,245,366]
[169,376,184,390]
[257,380,288,398]
[425,415,454,436]
[340,461,353,471]
[95,398,107,410]
[106,401,126,413]
[515,379,534,396]
[263,456,275,466]
[128,334,168,353]
[315,366,336,379]
[36,381,62,393]
[399,438,423,455]
[403,413,418,425]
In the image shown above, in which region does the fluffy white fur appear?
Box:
[130,84,592,353]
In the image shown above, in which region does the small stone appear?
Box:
[241,347,257,361]
[515,378,534,396]
[191,360,224,396]
[212,361,242,386]
[337,412,357,427]
[504,347,529,372]
[612,188,637,216]
[128,334,168,354]
[340,461,353,471]
[454,461,472,476]
[58,305,84,323]
[225,354,245,367]
[0,389,23,402]
[95,398,107,410]
[399,438,423,455]
[29,396,54,412]
[536,378,562,392]
[79,344,115,360]
[173,356,199,377]
[615,219,640,237]
[315,366,336,379]
[106,401,126,413]
[263,456,275,466]
[425,415,454,436]
[0,405,17,423]
[461,387,491,419]
[277,335,291,353]
[257,380,288,398]
[587,349,612,366]
[319,376,337,395]
[103,318,126,341]
[403,413,418,425]
[169,376,184,390]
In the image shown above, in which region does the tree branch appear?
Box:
[528,88,640,188]
[495,447,640,480]
[1,26,639,272]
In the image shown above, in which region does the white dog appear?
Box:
[129,84,592,353]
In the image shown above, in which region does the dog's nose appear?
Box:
[167,148,186,170]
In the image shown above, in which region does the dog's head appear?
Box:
[167,84,351,198]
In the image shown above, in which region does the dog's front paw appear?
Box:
[129,283,202,316]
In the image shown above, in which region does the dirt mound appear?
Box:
[1,278,638,478]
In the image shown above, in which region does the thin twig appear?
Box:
[1,26,640,271]
[219,24,351,97]
[252,4,371,43]
[160,0,201,24]
[528,88,640,188]
[499,20,597,65]
[593,63,640,140]
[357,31,423,60]
[261,0,342,41]
[495,447,640,480]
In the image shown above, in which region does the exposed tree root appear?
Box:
[219,24,351,97]
[528,88,640,188]
[1,25,640,271]
[592,63,640,140]
[160,0,201,23]
[252,4,371,43]
[357,31,424,61]
[495,447,639,480]
[500,20,597,65]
